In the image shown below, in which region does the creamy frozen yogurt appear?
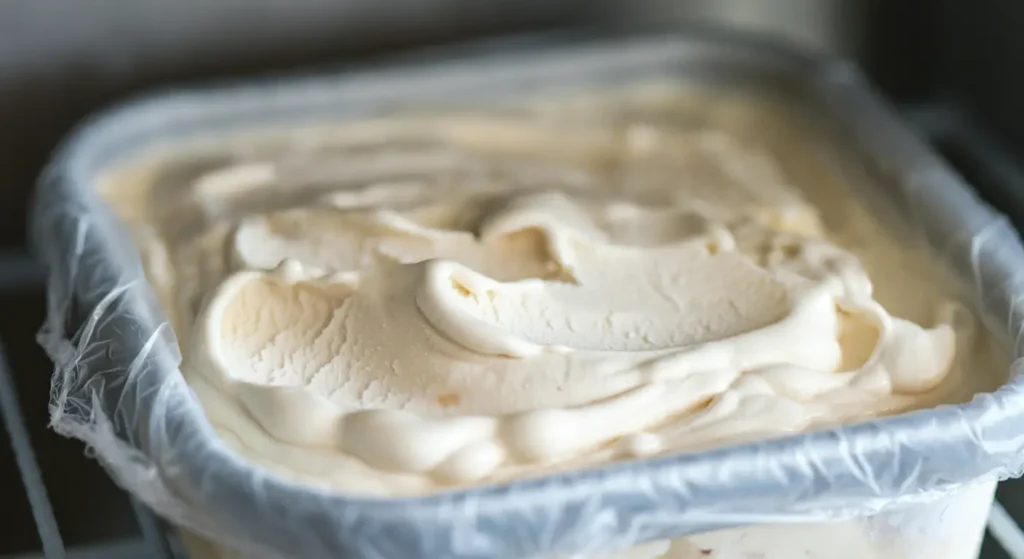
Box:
[97,88,1005,557]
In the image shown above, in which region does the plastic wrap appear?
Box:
[29,29,1024,559]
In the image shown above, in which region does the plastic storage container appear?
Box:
[30,29,1024,559]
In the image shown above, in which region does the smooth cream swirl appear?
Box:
[187,165,963,487]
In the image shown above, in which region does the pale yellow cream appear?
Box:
[98,90,1005,500]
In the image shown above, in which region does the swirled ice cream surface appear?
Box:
[100,90,1006,497]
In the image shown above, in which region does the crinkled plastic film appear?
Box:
[29,30,1024,559]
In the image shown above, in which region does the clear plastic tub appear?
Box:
[179,481,997,558]
[30,29,1024,559]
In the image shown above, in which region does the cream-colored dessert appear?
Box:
[98,87,1006,558]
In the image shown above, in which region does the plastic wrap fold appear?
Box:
[28,29,1024,559]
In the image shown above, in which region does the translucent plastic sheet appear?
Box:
[29,30,1024,559]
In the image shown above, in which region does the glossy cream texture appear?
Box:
[99,92,1004,499]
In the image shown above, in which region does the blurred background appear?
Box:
[2,1,1023,557]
